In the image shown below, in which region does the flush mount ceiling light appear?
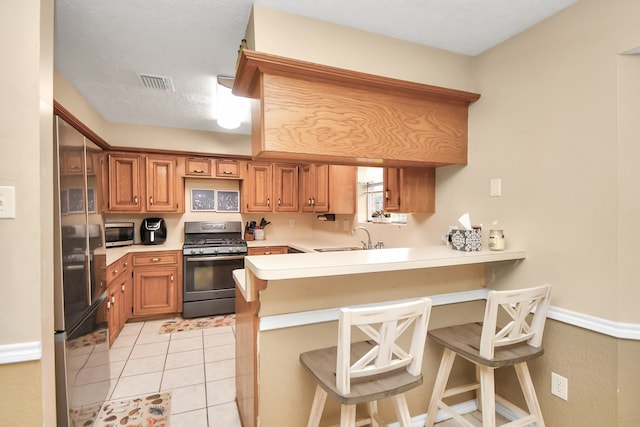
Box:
[216,76,249,130]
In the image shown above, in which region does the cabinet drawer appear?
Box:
[133,251,179,267]
[247,246,288,256]
[185,157,212,177]
[107,254,131,282]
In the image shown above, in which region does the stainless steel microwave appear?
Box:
[104,222,134,247]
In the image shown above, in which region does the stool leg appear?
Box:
[514,362,545,426]
[340,403,357,427]
[478,365,496,427]
[307,385,327,427]
[368,401,379,427]
[425,348,456,427]
[391,393,413,427]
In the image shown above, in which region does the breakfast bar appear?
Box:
[234,247,526,426]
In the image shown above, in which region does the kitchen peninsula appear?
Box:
[234,246,526,426]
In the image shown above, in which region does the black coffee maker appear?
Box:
[140,218,167,245]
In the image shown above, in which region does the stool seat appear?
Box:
[300,340,423,405]
[428,323,544,368]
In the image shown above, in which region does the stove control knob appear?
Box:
[190,249,197,255]
[199,249,205,255]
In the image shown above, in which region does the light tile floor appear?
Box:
[108,318,241,427]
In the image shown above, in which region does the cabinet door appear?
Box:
[133,266,178,317]
[327,165,356,214]
[383,167,435,213]
[299,164,314,213]
[243,162,273,212]
[120,271,133,324]
[216,159,242,178]
[108,153,142,211]
[107,286,120,347]
[383,168,401,212]
[274,164,299,212]
[312,164,330,213]
[185,157,212,177]
[146,155,178,212]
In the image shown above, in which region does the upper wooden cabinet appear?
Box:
[145,155,179,212]
[300,164,356,214]
[383,167,435,213]
[242,162,273,212]
[274,164,299,212]
[233,50,480,167]
[107,153,142,212]
[105,153,183,213]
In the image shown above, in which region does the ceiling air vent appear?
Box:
[137,73,175,92]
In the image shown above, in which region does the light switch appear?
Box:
[490,178,502,197]
[0,186,16,219]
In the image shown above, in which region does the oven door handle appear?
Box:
[185,255,245,262]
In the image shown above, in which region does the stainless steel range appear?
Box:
[182,221,247,318]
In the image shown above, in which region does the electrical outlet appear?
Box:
[551,372,568,400]
[288,219,295,227]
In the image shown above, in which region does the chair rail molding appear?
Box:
[0,341,42,364]
[260,288,640,340]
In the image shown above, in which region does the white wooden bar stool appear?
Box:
[424,284,552,427]
[300,297,432,427]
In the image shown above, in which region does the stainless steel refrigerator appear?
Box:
[54,115,110,427]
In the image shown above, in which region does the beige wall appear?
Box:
[0,0,53,425]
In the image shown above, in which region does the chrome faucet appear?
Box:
[352,226,373,250]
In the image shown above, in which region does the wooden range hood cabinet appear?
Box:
[233,50,481,168]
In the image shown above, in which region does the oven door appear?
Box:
[183,254,244,302]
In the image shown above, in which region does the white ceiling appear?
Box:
[54,0,577,136]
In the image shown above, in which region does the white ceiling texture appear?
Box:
[54,0,577,135]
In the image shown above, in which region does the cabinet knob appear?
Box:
[194,169,204,173]
[113,269,118,275]
[134,196,138,203]
[311,197,316,206]
[121,284,125,292]
[149,196,154,205]
[277,198,281,206]
[170,274,174,282]
[151,258,160,262]
[223,170,232,174]
[267,198,270,207]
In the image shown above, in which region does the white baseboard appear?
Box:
[0,341,42,365]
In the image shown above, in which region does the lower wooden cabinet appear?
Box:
[132,251,182,318]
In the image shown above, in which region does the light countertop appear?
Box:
[235,246,526,302]
[244,246,526,281]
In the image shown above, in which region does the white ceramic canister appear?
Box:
[488,229,505,251]
[253,228,265,240]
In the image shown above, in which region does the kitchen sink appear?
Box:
[314,247,363,252]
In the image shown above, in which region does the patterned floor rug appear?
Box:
[91,392,171,427]
[159,314,235,334]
